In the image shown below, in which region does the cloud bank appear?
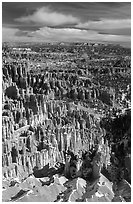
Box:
[2,26,131,47]
[2,3,131,47]
[15,6,79,26]
[76,18,131,30]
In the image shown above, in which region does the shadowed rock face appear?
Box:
[2,43,131,202]
[5,86,19,100]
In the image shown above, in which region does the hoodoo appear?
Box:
[2,36,131,202]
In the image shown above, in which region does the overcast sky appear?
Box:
[2,2,131,47]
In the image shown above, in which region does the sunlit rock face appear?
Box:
[2,173,115,202]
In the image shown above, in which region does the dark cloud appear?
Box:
[2,2,131,25]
